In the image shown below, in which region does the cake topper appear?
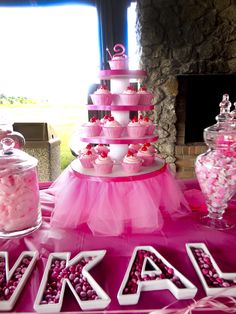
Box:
[106,44,127,60]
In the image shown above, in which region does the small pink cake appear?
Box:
[102,116,124,138]
[90,84,113,106]
[94,144,110,155]
[127,116,146,138]
[120,85,140,106]
[78,144,96,156]
[107,44,129,70]
[79,150,96,169]
[128,143,141,154]
[143,142,157,155]
[100,114,110,125]
[139,115,156,135]
[138,86,154,105]
[93,152,113,175]
[122,150,142,173]
[137,145,155,166]
[83,116,102,137]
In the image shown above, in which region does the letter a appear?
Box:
[118,246,197,305]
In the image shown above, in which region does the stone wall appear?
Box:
[136,0,236,178]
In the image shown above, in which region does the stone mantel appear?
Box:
[136,0,236,177]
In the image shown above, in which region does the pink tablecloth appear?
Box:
[0,180,236,313]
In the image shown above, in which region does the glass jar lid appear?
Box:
[0,137,38,172]
[204,94,236,155]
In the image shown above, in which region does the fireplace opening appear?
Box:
[176,75,236,144]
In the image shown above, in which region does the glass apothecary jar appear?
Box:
[195,95,236,230]
[0,137,41,238]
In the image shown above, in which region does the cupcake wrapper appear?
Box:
[122,162,142,173]
[119,94,140,106]
[90,94,114,106]
[108,60,129,70]
[138,94,153,105]
[93,163,113,175]
[103,126,124,138]
[79,157,95,169]
[83,125,102,137]
[140,156,155,166]
[146,124,156,135]
[127,125,146,138]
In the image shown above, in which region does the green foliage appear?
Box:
[0,94,38,105]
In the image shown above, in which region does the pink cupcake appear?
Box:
[90,84,113,106]
[107,44,129,70]
[79,150,96,168]
[102,116,124,138]
[138,86,154,105]
[128,143,141,154]
[137,145,155,166]
[119,85,140,106]
[127,117,146,138]
[143,142,157,155]
[93,152,113,175]
[122,150,142,173]
[100,114,110,125]
[94,144,110,155]
[83,116,102,137]
[139,115,156,135]
[78,143,96,156]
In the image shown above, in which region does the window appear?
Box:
[0,1,138,169]
[0,4,100,167]
[128,1,139,70]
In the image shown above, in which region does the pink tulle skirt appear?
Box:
[48,164,191,236]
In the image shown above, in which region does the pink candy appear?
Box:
[191,248,236,288]
[0,168,40,233]
[0,256,32,301]
[40,257,99,304]
[195,150,236,209]
[123,249,185,295]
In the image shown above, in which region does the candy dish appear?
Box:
[122,161,142,173]
[34,250,111,313]
[0,251,38,311]
[117,246,197,305]
[186,243,236,296]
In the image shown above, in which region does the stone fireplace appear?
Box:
[136,0,236,178]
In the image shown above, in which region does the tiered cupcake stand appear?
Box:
[50,69,190,236]
[71,69,162,168]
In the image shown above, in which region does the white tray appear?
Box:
[117,246,197,305]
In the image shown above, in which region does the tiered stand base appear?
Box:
[49,158,191,236]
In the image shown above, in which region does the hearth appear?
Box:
[176,75,236,144]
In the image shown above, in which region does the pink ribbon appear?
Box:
[70,163,167,182]
[87,104,154,111]
[99,69,147,79]
[80,135,158,145]
[150,290,236,314]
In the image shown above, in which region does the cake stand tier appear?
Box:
[99,69,147,79]
[71,157,166,182]
[87,104,154,111]
[75,134,158,145]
